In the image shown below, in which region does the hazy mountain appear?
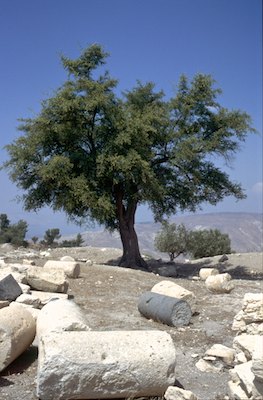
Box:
[63,213,263,257]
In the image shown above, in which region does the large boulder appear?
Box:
[26,266,68,293]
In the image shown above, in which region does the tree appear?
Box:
[31,236,39,244]
[2,44,255,270]
[0,214,10,231]
[188,228,232,259]
[42,228,61,247]
[154,222,189,261]
[75,233,84,247]
[0,215,28,246]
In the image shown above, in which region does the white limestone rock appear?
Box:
[151,280,196,314]
[0,303,36,372]
[205,273,234,293]
[165,385,198,400]
[43,260,80,278]
[15,293,42,308]
[37,330,176,399]
[199,268,219,281]
[205,343,235,366]
[26,266,68,293]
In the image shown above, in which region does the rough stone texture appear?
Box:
[15,293,42,309]
[252,337,263,383]
[60,255,75,261]
[205,273,234,293]
[151,280,196,314]
[138,291,192,326]
[199,268,219,281]
[205,343,235,366]
[19,283,31,293]
[43,260,80,278]
[229,361,263,399]
[228,380,249,400]
[26,266,68,293]
[0,274,22,301]
[233,334,260,360]
[164,385,198,400]
[0,303,36,372]
[195,358,222,373]
[36,299,90,337]
[37,330,176,399]
[30,290,68,306]
[232,293,263,335]
[9,301,41,321]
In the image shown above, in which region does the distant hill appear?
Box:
[64,212,262,258]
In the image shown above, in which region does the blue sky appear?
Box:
[0,0,262,237]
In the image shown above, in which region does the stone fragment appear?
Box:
[151,280,196,314]
[138,291,192,326]
[195,358,222,373]
[43,260,80,278]
[0,274,22,301]
[252,337,263,382]
[205,343,235,366]
[199,268,219,281]
[22,259,36,265]
[205,273,234,293]
[26,266,68,293]
[229,361,263,398]
[37,299,90,337]
[233,334,260,360]
[164,385,198,400]
[218,254,228,262]
[242,293,263,324]
[37,330,176,399]
[30,290,68,306]
[60,255,75,261]
[19,283,31,293]
[15,293,42,308]
[9,301,40,321]
[0,303,36,372]
[0,267,27,284]
[228,380,249,400]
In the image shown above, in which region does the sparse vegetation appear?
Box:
[41,228,61,247]
[0,213,28,246]
[59,233,84,247]
[155,222,232,259]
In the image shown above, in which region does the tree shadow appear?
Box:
[1,345,38,377]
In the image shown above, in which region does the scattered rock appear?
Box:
[26,266,69,293]
[0,274,22,301]
[164,385,198,400]
[205,273,234,293]
[199,267,219,281]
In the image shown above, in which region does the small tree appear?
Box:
[155,222,189,261]
[188,228,231,259]
[75,233,84,247]
[0,216,28,246]
[31,236,39,244]
[43,228,61,247]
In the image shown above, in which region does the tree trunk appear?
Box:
[115,188,150,271]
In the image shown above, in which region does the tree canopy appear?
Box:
[3,44,255,269]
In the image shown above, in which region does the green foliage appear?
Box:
[31,236,39,244]
[0,214,28,246]
[1,44,255,266]
[60,233,84,247]
[154,222,189,261]
[188,228,232,259]
[42,228,61,247]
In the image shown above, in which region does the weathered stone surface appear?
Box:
[9,301,41,321]
[199,268,219,281]
[30,290,68,306]
[0,303,36,372]
[205,343,235,366]
[242,292,263,323]
[151,280,196,314]
[26,266,68,293]
[205,273,234,293]
[60,255,75,261]
[43,260,80,278]
[37,330,176,399]
[37,299,90,337]
[229,361,263,398]
[19,283,31,293]
[195,358,222,373]
[138,291,192,326]
[15,293,42,308]
[252,337,263,382]
[0,274,22,301]
[0,267,27,284]
[228,380,249,400]
[233,334,260,360]
[164,385,198,400]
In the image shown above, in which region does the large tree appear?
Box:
[3,45,254,269]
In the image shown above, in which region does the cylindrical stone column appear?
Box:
[0,303,36,372]
[37,330,176,399]
[37,299,90,337]
[138,291,192,326]
[43,260,80,278]
[199,268,219,281]
[205,273,234,293]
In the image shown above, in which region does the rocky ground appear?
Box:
[0,245,262,400]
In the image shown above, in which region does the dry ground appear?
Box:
[0,247,262,400]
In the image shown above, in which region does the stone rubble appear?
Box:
[205,272,235,293]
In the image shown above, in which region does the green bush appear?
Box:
[0,213,28,246]
[154,222,189,261]
[188,228,232,259]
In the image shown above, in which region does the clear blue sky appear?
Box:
[0,0,262,237]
